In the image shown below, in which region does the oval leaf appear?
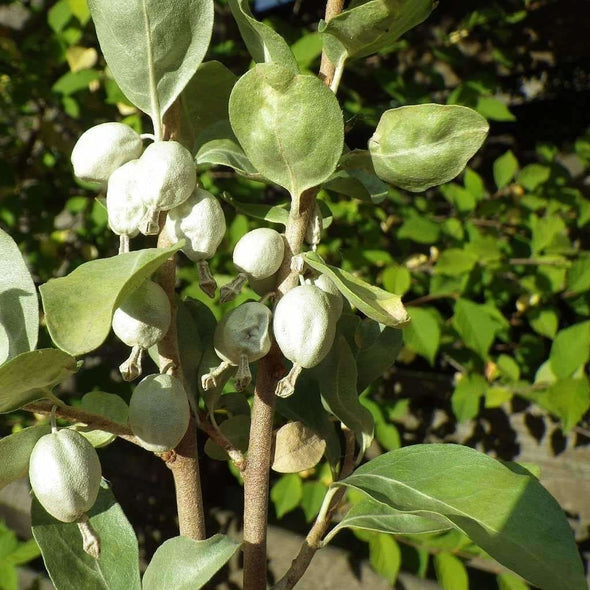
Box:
[88,0,214,124]
[227,0,298,72]
[303,251,410,328]
[337,444,586,590]
[39,244,182,356]
[321,0,433,63]
[204,414,250,461]
[272,421,326,473]
[0,349,78,413]
[0,424,51,489]
[32,481,141,590]
[142,534,241,590]
[369,104,489,192]
[0,228,38,364]
[229,63,344,198]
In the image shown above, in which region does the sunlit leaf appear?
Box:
[40,244,182,356]
[369,104,489,192]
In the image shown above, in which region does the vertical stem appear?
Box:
[242,0,347,585]
[243,347,284,590]
[155,101,206,541]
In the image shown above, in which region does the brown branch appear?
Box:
[242,345,284,590]
[23,401,138,445]
[154,104,206,541]
[197,409,247,471]
[318,0,346,87]
[273,426,356,590]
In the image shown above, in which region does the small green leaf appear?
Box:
[439,183,477,214]
[0,228,39,365]
[32,482,141,590]
[375,422,400,451]
[549,321,590,379]
[397,213,441,243]
[0,424,51,490]
[476,96,516,122]
[434,248,479,276]
[48,0,72,33]
[485,386,513,408]
[403,307,441,366]
[452,373,487,422]
[337,444,586,590]
[66,0,90,24]
[463,167,485,199]
[229,63,344,198]
[142,535,241,590]
[88,0,214,126]
[517,164,550,191]
[369,534,401,585]
[452,299,499,360]
[434,552,469,590]
[530,215,566,255]
[381,265,411,296]
[369,104,489,192]
[0,350,78,413]
[526,378,590,432]
[320,0,433,63]
[40,244,182,356]
[300,482,327,523]
[493,150,519,190]
[315,335,374,455]
[271,474,303,519]
[567,257,590,294]
[52,70,100,95]
[303,251,410,328]
[227,0,298,72]
[497,354,521,382]
[528,308,559,339]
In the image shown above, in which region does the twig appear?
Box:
[155,103,206,541]
[23,401,138,445]
[273,426,356,590]
[197,409,247,471]
[243,1,347,586]
[243,346,284,590]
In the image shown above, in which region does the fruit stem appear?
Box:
[77,514,101,559]
[197,260,217,298]
[219,272,247,303]
[50,405,57,433]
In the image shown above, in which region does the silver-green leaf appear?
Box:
[303,251,410,328]
[0,349,78,413]
[227,0,298,72]
[321,0,433,65]
[0,228,38,365]
[32,481,141,590]
[229,63,344,199]
[40,244,182,357]
[369,104,489,192]
[88,0,213,129]
[142,534,241,590]
[0,424,51,489]
[337,444,586,590]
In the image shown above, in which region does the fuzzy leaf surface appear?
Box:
[88,0,213,123]
[229,63,344,198]
[337,444,585,590]
[0,228,38,365]
[0,349,77,413]
[40,244,182,356]
[31,482,141,590]
[142,534,241,590]
[369,104,489,192]
[303,252,410,328]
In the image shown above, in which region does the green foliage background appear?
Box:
[1,0,589,588]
